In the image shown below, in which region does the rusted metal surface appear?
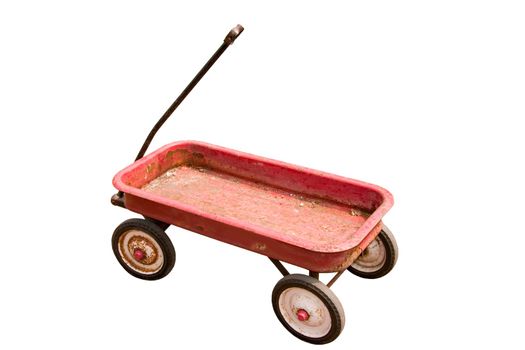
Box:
[117,229,164,274]
[141,165,369,251]
[113,141,394,272]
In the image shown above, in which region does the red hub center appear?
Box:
[296,309,309,321]
[133,248,145,261]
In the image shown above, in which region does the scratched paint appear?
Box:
[114,141,394,268]
[142,165,370,250]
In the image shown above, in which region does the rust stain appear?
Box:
[119,234,160,273]
[254,242,266,251]
[127,236,158,265]
[333,248,363,271]
[165,150,178,160]
[192,152,205,161]
[141,164,371,250]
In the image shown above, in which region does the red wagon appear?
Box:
[110,25,398,344]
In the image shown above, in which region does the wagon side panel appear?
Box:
[123,193,356,272]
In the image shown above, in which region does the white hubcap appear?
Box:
[118,230,164,274]
[278,287,331,338]
[351,236,386,272]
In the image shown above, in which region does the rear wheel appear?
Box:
[272,274,345,344]
[112,218,175,280]
[347,225,398,279]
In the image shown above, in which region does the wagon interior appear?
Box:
[120,143,385,250]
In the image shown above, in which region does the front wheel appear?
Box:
[272,274,345,344]
[144,216,170,231]
[111,218,176,280]
[347,225,398,279]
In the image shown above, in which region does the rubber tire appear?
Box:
[144,216,170,231]
[347,225,398,279]
[112,218,176,281]
[272,274,345,344]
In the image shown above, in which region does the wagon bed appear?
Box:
[113,141,393,271]
[142,164,370,250]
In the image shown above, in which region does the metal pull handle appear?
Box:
[224,24,244,45]
[113,24,245,206]
[134,24,244,162]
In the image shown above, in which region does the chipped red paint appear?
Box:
[113,141,393,272]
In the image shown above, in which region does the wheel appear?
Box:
[347,224,398,279]
[144,216,170,231]
[111,218,175,280]
[272,274,345,344]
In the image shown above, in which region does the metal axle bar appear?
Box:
[327,269,346,288]
[269,258,290,277]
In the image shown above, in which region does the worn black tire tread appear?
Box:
[144,216,170,231]
[112,218,175,281]
[347,225,398,279]
[272,274,345,344]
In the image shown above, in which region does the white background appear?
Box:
[1,1,524,349]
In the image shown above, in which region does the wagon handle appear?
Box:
[134,24,244,162]
[112,25,244,206]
